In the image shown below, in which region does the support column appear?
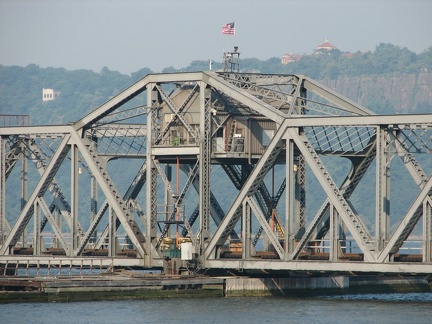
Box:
[294,154,306,236]
[108,207,117,257]
[55,208,61,248]
[33,201,41,255]
[242,200,251,259]
[146,83,159,265]
[329,205,340,261]
[376,126,390,252]
[0,137,5,245]
[285,137,295,260]
[90,174,97,243]
[71,144,79,254]
[20,142,28,247]
[199,82,211,251]
[423,199,431,262]
[89,138,98,244]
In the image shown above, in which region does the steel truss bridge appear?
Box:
[1,72,432,276]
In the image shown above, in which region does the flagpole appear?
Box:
[233,21,236,49]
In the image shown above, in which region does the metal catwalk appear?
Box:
[1,72,432,275]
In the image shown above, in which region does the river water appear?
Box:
[1,293,431,323]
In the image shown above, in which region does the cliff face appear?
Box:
[320,73,432,114]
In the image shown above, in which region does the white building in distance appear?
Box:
[42,88,60,102]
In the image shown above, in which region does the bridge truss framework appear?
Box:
[1,72,432,275]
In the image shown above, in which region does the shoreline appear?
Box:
[1,274,431,303]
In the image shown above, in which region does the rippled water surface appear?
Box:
[1,293,431,323]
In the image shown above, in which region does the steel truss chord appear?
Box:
[218,73,298,111]
[205,71,286,124]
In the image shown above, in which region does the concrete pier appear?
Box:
[225,276,348,297]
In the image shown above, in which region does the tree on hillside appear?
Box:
[418,46,432,72]
[371,43,417,74]
[131,68,153,82]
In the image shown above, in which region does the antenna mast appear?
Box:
[222,46,240,73]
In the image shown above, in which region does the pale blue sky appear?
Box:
[1,0,431,74]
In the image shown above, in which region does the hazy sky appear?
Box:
[1,0,431,74]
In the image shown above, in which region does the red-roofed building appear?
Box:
[281,53,303,64]
[315,39,338,54]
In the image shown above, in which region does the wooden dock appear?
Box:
[0,273,225,303]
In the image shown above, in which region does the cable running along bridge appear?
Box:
[1,71,432,276]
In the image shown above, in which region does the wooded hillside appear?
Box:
[1,43,431,124]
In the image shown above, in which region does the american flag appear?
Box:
[221,22,235,35]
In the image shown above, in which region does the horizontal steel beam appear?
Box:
[0,125,71,136]
[206,259,432,275]
[0,256,162,268]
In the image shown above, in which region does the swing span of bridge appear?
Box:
[1,71,432,276]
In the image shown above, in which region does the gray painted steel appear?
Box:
[1,72,432,275]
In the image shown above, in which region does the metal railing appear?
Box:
[0,114,30,127]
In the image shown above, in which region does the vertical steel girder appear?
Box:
[242,200,251,259]
[71,144,79,253]
[329,205,340,261]
[285,138,295,259]
[295,154,306,235]
[146,83,159,263]
[33,200,41,255]
[423,198,432,262]
[0,137,6,245]
[199,83,212,246]
[19,141,28,248]
[375,126,391,251]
